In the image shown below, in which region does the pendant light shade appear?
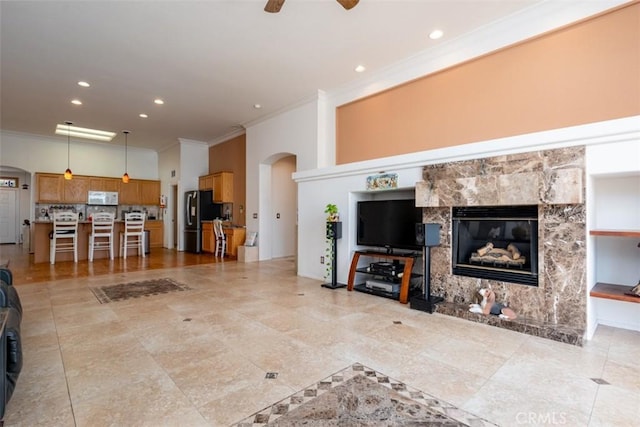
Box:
[64,120,73,180]
[122,130,130,183]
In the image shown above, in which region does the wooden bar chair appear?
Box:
[50,211,79,264]
[88,212,115,261]
[213,219,226,258]
[120,212,145,259]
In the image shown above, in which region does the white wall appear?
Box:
[245,99,319,260]
[0,130,158,179]
[158,143,181,248]
[176,139,209,251]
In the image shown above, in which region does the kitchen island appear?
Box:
[32,220,163,263]
[201,221,246,257]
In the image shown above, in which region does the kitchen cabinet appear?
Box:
[224,227,245,257]
[63,176,90,203]
[119,180,140,204]
[140,180,160,205]
[145,220,164,248]
[198,175,214,191]
[213,172,233,203]
[89,177,120,192]
[201,222,214,253]
[121,179,161,205]
[36,173,63,202]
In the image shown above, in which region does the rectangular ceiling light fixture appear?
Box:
[55,124,116,142]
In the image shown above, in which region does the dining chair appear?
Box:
[50,211,79,264]
[120,212,145,259]
[213,219,226,258]
[88,212,115,261]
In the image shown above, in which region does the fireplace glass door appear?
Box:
[452,205,538,286]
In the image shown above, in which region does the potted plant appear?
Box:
[325,203,339,222]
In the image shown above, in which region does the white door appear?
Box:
[0,189,18,244]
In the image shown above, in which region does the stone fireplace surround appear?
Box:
[415,146,586,345]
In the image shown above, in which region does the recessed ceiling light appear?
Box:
[253,104,262,109]
[78,81,90,87]
[429,29,444,40]
[139,113,148,118]
[71,99,82,105]
[154,98,164,105]
[355,65,366,73]
[55,123,116,142]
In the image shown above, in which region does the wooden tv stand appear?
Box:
[347,250,419,304]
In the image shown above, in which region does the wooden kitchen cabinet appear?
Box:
[140,180,160,205]
[119,179,140,204]
[224,227,246,257]
[63,176,90,203]
[198,175,214,191]
[89,177,120,192]
[36,173,63,202]
[201,222,214,253]
[145,220,164,248]
[213,172,233,203]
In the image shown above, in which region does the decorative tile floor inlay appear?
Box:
[233,363,497,426]
[89,278,192,304]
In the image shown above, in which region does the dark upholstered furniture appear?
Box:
[0,268,22,421]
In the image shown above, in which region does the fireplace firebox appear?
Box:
[452,205,538,286]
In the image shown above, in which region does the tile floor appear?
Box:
[6,257,640,426]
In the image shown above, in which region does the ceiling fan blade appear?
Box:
[264,0,285,13]
[337,0,359,10]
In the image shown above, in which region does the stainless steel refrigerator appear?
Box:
[184,190,221,253]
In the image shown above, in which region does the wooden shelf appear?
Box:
[590,282,640,304]
[589,229,640,237]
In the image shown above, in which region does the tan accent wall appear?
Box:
[209,133,247,226]
[336,2,640,165]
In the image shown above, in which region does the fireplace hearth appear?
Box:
[452,205,538,286]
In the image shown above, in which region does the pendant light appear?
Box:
[63,121,73,180]
[122,130,130,183]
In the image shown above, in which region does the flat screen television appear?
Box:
[357,199,422,251]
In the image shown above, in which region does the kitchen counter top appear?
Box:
[200,220,245,229]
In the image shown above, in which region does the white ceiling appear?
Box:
[1,0,551,152]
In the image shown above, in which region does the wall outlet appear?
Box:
[320,256,325,264]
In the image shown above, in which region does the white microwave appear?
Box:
[87,191,119,206]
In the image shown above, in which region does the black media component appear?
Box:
[326,221,342,239]
[410,223,444,314]
[357,199,422,251]
[369,261,403,276]
[415,223,441,247]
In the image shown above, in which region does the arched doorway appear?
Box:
[258,153,297,267]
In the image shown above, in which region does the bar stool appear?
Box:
[213,219,226,258]
[88,212,115,261]
[50,211,79,264]
[120,212,145,259]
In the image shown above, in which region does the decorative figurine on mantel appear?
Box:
[469,286,518,320]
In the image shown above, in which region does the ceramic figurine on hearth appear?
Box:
[469,286,517,320]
